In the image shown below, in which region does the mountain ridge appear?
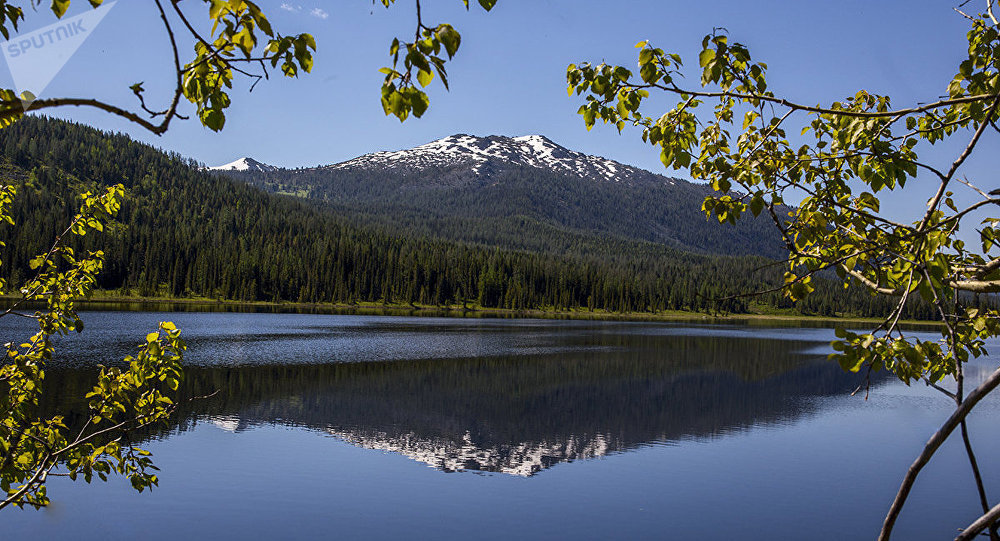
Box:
[320,133,678,185]
[212,133,785,259]
[210,133,681,186]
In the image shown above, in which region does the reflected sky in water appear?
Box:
[6,311,864,367]
[3,312,999,540]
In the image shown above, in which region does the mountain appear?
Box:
[0,117,772,313]
[207,156,277,173]
[325,133,673,185]
[0,116,936,318]
[215,134,785,258]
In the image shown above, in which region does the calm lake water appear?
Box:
[3,312,999,540]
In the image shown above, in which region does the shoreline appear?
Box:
[0,294,943,329]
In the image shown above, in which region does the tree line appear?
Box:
[0,116,969,318]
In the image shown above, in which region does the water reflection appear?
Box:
[42,319,877,476]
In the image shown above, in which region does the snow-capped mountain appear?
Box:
[326,428,616,477]
[327,134,673,185]
[208,156,277,173]
[207,133,784,258]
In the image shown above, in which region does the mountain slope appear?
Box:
[217,134,784,258]
[0,116,938,318]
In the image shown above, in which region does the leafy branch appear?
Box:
[377,0,496,121]
[0,0,316,133]
[567,1,1000,538]
[1,185,186,510]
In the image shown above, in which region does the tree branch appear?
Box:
[1,97,172,135]
[958,501,1000,541]
[879,365,1000,541]
[635,79,999,119]
[959,420,998,541]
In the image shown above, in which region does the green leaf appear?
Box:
[416,69,434,88]
[698,48,715,68]
[51,0,71,18]
[436,25,461,58]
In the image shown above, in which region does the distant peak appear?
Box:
[327,132,667,184]
[207,157,277,172]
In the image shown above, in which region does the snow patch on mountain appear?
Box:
[208,157,278,172]
[327,428,615,477]
[327,134,673,185]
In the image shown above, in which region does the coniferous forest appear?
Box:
[0,116,960,319]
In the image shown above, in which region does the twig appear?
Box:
[917,94,1000,233]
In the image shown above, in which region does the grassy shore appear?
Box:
[0,292,942,329]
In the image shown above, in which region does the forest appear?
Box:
[0,116,959,319]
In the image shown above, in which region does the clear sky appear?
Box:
[3,0,994,223]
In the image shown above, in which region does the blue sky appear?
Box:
[2,0,994,224]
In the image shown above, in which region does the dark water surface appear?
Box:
[3,312,999,539]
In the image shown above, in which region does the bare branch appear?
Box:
[959,420,998,541]
[879,366,1000,541]
[951,279,1000,293]
[958,501,1000,541]
[923,378,957,400]
[957,258,1000,278]
[1,97,172,135]
[955,177,991,200]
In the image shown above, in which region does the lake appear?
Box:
[2,312,999,539]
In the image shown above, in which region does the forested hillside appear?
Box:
[0,116,947,318]
[217,134,786,258]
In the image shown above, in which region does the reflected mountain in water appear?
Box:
[40,318,881,476]
[323,428,614,476]
[102,331,871,476]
